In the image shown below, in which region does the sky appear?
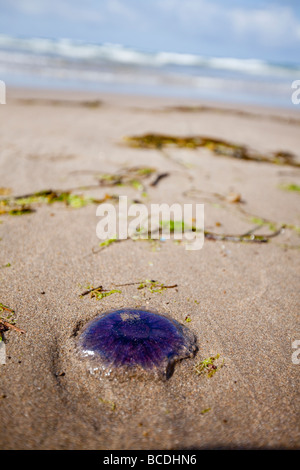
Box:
[0,0,299,63]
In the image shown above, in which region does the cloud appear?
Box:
[106,0,138,21]
[230,6,300,45]
[0,0,100,23]
[0,0,137,23]
[157,0,300,46]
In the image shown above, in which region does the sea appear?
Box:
[0,34,299,108]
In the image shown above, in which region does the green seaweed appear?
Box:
[194,354,224,378]
[0,303,15,317]
[0,263,11,269]
[99,236,118,248]
[0,303,17,337]
[80,285,121,300]
[98,397,116,411]
[124,133,300,167]
[137,280,165,293]
[92,236,120,254]
[286,224,300,234]
[0,189,114,216]
[113,280,178,296]
[7,207,34,216]
[279,183,300,193]
[137,279,177,294]
[249,217,265,225]
[130,179,143,191]
[95,166,156,192]
[248,217,278,232]
[62,193,93,208]
[91,289,121,300]
[160,220,192,233]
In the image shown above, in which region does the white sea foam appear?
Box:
[0,34,298,78]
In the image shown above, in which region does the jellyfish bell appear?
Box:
[76,308,197,380]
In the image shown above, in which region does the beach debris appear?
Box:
[94,166,156,192]
[0,319,25,335]
[99,236,118,248]
[18,98,102,109]
[77,308,197,380]
[0,263,11,269]
[80,280,177,299]
[91,223,284,253]
[0,303,25,335]
[80,100,102,109]
[226,192,241,203]
[0,302,15,317]
[150,172,170,187]
[124,133,300,167]
[279,183,300,193]
[156,213,284,243]
[194,354,224,378]
[2,207,35,216]
[80,285,121,300]
[114,280,178,294]
[69,166,162,194]
[98,397,116,411]
[163,105,300,127]
[204,225,284,243]
[90,236,121,255]
[0,188,11,196]
[98,225,284,251]
[159,219,192,233]
[273,151,297,165]
[184,187,294,239]
[137,279,178,294]
[88,186,286,255]
[0,303,25,365]
[200,408,211,415]
[184,187,239,205]
[0,189,115,216]
[90,289,121,300]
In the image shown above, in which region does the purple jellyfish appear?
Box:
[77,308,197,379]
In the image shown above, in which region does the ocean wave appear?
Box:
[0,52,289,98]
[0,34,299,78]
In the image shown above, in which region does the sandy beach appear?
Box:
[0,89,299,450]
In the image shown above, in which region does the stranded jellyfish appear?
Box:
[77,308,197,380]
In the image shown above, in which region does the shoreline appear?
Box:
[7,85,300,115]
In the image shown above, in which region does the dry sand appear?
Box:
[0,89,299,449]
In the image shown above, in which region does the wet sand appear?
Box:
[0,89,299,449]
